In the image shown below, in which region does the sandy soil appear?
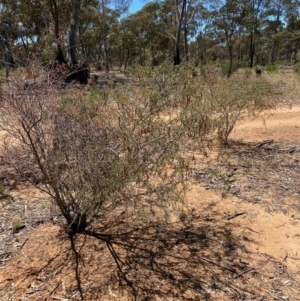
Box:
[0,105,300,300]
[232,105,300,142]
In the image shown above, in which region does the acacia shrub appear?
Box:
[161,65,280,147]
[200,70,280,145]
[0,63,281,232]
[0,72,186,233]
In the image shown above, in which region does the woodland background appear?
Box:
[0,0,300,76]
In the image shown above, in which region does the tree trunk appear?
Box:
[271,43,276,63]
[184,24,188,61]
[79,27,86,60]
[174,0,187,65]
[0,35,16,81]
[49,0,67,64]
[227,45,233,78]
[183,1,188,61]
[225,31,233,78]
[69,0,81,66]
[104,37,109,72]
[249,32,255,68]
[67,0,89,84]
[125,48,130,69]
[4,41,16,68]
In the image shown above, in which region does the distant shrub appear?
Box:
[201,70,280,145]
[244,68,253,78]
[294,63,300,75]
[266,63,278,73]
[220,60,247,77]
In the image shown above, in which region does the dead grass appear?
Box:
[262,71,300,106]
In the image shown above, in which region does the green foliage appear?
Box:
[266,63,278,73]
[1,0,300,72]
[220,60,247,77]
[244,68,253,78]
[208,72,279,145]
[128,62,280,148]
[294,63,300,75]
[12,217,24,233]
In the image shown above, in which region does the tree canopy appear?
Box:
[0,0,299,70]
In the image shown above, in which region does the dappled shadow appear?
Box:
[195,139,300,211]
[1,207,299,300]
[79,219,261,300]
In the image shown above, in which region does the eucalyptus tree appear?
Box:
[69,0,81,65]
[115,1,174,67]
[263,0,287,62]
[78,0,130,70]
[97,2,123,71]
[284,0,300,62]
[174,0,187,64]
[285,13,300,62]
[3,0,50,56]
[240,0,266,67]
[214,0,244,76]
[114,17,139,67]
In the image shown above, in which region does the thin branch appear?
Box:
[167,32,177,41]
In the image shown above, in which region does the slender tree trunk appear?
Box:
[249,32,255,68]
[79,27,86,60]
[21,37,29,56]
[293,49,298,64]
[174,0,187,65]
[125,48,129,69]
[271,43,276,63]
[184,24,188,61]
[0,35,16,81]
[119,49,123,70]
[183,1,188,61]
[49,0,67,64]
[228,47,233,78]
[104,37,109,72]
[270,13,280,64]
[67,0,89,84]
[225,31,233,78]
[69,0,81,65]
[183,1,196,62]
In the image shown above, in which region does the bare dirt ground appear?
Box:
[0,88,300,299]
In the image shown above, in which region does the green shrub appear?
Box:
[244,68,253,78]
[12,217,24,233]
[294,63,300,75]
[220,60,246,77]
[266,63,278,73]
[129,62,280,147]
[207,73,280,145]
